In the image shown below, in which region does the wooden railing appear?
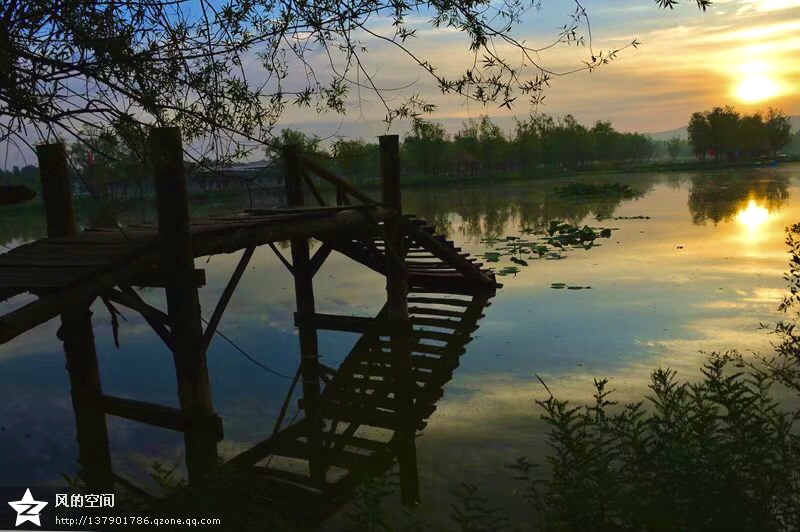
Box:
[282,138,399,209]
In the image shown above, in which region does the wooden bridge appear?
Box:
[0,129,499,524]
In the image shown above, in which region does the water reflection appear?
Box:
[687,174,789,226]
[3,171,793,249]
[58,287,494,529]
[3,166,800,529]
[400,179,653,240]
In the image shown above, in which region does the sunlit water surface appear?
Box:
[1,165,798,527]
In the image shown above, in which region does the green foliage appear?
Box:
[345,474,507,531]
[480,221,615,276]
[346,473,407,531]
[401,115,658,179]
[264,129,329,161]
[403,120,451,177]
[514,358,800,532]
[333,138,379,183]
[688,106,792,161]
[449,482,510,531]
[67,123,150,199]
[513,224,800,532]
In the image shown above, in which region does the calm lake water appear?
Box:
[1,164,799,528]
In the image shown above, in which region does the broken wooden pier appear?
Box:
[0,129,499,519]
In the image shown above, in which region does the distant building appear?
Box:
[188,160,284,192]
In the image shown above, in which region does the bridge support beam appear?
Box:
[283,144,325,487]
[380,134,420,506]
[37,142,113,492]
[149,127,218,483]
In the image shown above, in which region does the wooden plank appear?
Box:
[351,363,443,385]
[300,157,377,205]
[296,313,380,334]
[408,306,467,318]
[319,404,429,432]
[102,395,223,441]
[376,340,464,357]
[201,246,255,353]
[105,288,169,323]
[302,168,327,207]
[309,243,333,276]
[273,440,371,471]
[402,218,496,286]
[255,466,317,489]
[191,207,390,257]
[410,316,465,329]
[412,329,465,343]
[367,352,459,371]
[407,296,472,307]
[268,242,294,274]
[317,432,387,453]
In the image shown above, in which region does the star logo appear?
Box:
[8,489,48,527]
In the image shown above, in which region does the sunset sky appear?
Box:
[3,0,800,167]
[278,0,800,140]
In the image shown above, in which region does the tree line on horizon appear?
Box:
[3,110,799,197]
[687,106,793,162]
[265,115,664,183]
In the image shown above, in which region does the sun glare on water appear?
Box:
[735,62,779,103]
[737,199,769,229]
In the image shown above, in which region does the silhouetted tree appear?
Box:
[687,107,792,161]
[332,139,378,183]
[688,112,710,161]
[764,108,792,156]
[402,121,449,176]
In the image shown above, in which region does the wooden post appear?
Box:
[148,127,218,483]
[379,135,419,504]
[38,143,78,238]
[379,135,402,214]
[283,145,325,486]
[37,142,113,491]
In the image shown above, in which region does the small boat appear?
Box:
[0,185,36,206]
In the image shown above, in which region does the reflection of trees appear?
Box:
[403,179,654,240]
[2,175,664,247]
[688,173,789,225]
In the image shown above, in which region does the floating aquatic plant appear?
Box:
[480,221,616,276]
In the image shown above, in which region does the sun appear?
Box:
[734,62,779,103]
[736,75,779,103]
